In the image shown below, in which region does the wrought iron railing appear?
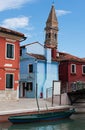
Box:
[61,81,85,93]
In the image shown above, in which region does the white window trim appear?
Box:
[6,42,15,60]
[82,65,85,74]
[71,64,76,74]
[5,73,14,90]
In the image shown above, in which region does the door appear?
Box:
[22,82,26,97]
[19,82,26,98]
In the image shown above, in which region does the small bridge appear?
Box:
[67,82,85,105]
[46,81,85,105]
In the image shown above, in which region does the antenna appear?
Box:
[52,0,55,5]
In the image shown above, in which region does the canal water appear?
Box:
[0,114,85,130]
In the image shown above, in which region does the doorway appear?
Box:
[19,82,26,98]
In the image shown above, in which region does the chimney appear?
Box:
[52,48,57,60]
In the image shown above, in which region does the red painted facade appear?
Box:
[59,61,85,82]
[58,52,85,92]
[0,36,19,90]
[0,27,25,93]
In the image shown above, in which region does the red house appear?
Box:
[57,52,85,93]
[0,27,26,100]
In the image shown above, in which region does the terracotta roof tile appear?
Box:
[27,53,46,60]
[0,26,25,38]
[55,52,85,62]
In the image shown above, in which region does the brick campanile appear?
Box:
[44,5,58,49]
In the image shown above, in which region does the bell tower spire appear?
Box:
[44,4,58,49]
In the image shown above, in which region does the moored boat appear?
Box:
[8,108,75,124]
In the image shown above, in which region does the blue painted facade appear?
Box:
[20,47,36,98]
[20,44,59,98]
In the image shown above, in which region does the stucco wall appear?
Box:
[0,90,17,100]
[20,47,59,99]
[20,56,36,98]
[37,61,46,98]
[61,93,70,105]
[27,43,44,55]
[59,61,85,84]
[37,60,59,98]
[47,93,70,105]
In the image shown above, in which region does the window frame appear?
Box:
[5,73,14,89]
[26,82,33,91]
[6,42,15,60]
[71,64,76,74]
[82,65,85,74]
[29,64,33,73]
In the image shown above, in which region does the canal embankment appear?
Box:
[73,99,85,114]
[46,94,85,114]
[0,98,72,123]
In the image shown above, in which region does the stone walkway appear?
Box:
[0,98,70,115]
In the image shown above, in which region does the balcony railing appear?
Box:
[61,81,85,93]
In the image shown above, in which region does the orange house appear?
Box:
[0,27,26,100]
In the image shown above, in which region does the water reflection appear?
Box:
[0,115,85,130]
[0,119,74,130]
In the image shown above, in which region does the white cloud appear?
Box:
[56,10,71,16]
[1,16,29,29]
[25,33,32,38]
[0,0,33,11]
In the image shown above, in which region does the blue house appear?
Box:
[19,5,59,98]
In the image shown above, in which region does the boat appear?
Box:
[8,85,75,124]
[8,108,75,124]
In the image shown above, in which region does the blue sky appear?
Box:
[0,0,85,58]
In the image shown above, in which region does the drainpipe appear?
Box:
[20,36,27,42]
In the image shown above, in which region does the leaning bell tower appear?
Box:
[44,4,58,49]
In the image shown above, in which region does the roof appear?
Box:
[46,5,58,27]
[55,52,85,63]
[0,26,26,41]
[27,53,46,60]
[47,5,58,25]
[21,41,44,48]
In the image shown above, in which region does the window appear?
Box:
[29,64,33,73]
[82,65,85,74]
[46,33,51,39]
[6,74,14,89]
[48,33,51,38]
[20,48,22,56]
[55,34,57,40]
[26,82,33,91]
[71,64,76,74]
[6,43,14,59]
